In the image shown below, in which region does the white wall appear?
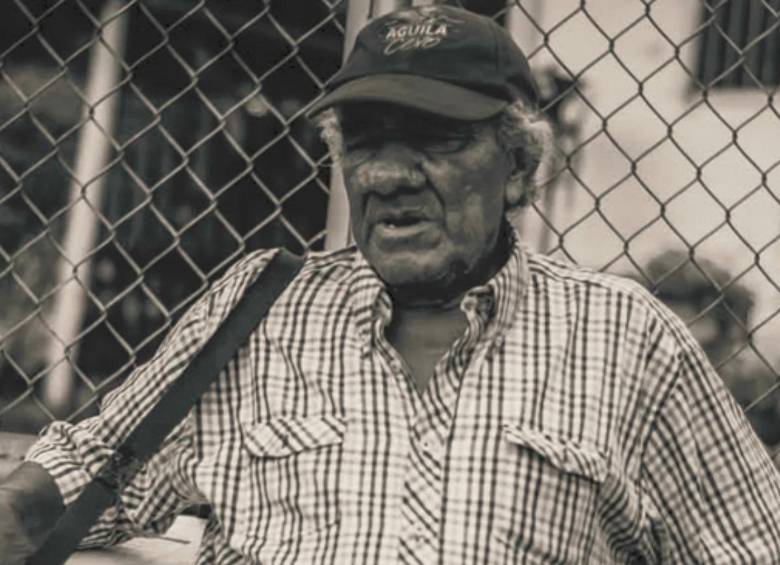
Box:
[511,0,780,368]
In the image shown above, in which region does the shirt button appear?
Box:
[390,359,402,372]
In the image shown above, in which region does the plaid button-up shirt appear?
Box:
[28,230,780,563]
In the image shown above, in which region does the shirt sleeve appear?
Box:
[25,248,281,548]
[639,314,780,562]
[24,294,209,547]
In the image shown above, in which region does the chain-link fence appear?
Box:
[1,0,779,464]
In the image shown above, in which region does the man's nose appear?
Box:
[352,142,426,195]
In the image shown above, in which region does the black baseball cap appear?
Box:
[308,5,539,121]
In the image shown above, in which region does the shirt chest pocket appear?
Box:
[491,425,609,563]
[227,413,346,557]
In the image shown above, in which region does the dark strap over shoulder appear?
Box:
[28,249,304,565]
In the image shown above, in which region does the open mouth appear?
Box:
[379,216,424,229]
[374,207,429,228]
[372,213,432,241]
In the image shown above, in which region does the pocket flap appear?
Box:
[501,425,608,482]
[243,413,346,458]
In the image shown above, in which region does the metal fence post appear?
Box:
[323,1,367,251]
[41,0,128,415]
[323,0,413,251]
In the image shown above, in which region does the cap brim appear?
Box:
[307,74,508,121]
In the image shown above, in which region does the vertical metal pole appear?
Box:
[323,0,411,251]
[505,0,544,55]
[42,0,128,415]
[323,1,368,251]
[505,0,559,251]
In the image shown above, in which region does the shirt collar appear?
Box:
[348,224,529,349]
[461,225,528,338]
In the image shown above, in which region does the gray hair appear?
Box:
[495,99,556,208]
[313,99,556,209]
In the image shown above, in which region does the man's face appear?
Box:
[339,104,515,289]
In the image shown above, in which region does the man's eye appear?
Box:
[417,133,473,153]
[342,128,475,154]
[344,133,377,151]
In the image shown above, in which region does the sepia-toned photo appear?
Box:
[1,1,779,563]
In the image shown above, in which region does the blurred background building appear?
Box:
[1,0,778,466]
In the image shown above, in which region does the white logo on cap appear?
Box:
[381,7,463,55]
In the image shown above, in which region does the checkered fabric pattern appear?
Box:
[26,227,780,564]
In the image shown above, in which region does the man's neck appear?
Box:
[385,302,467,393]
[384,224,513,392]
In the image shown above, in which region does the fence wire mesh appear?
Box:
[1,0,779,465]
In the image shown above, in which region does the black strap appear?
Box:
[28,249,304,565]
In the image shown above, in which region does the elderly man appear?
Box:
[2,5,779,564]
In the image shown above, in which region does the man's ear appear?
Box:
[501,143,528,207]
[504,171,526,208]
